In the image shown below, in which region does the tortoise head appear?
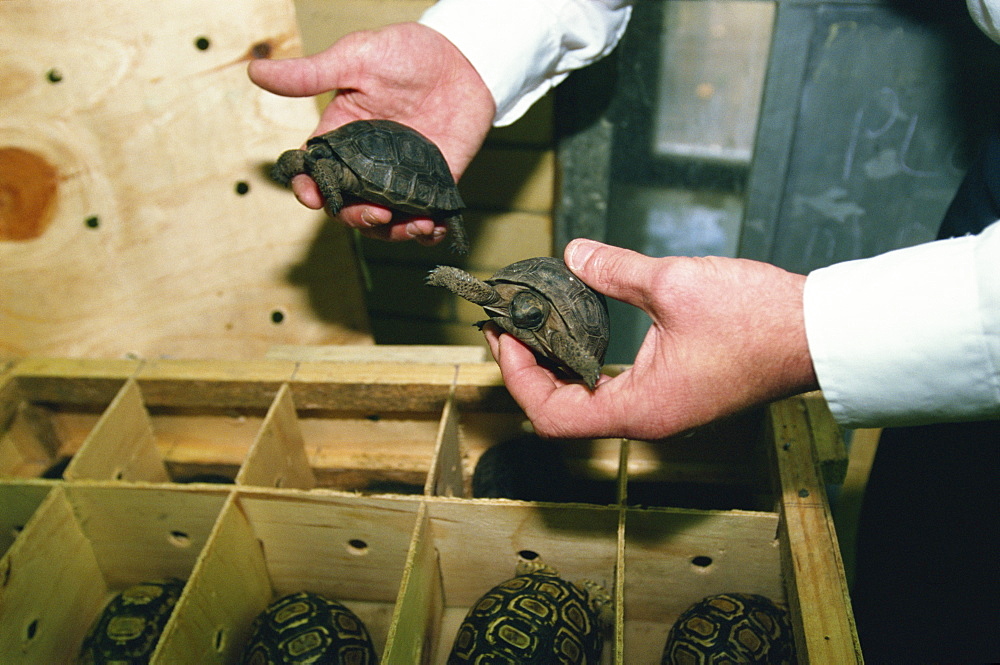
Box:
[508,290,550,331]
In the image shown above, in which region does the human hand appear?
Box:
[484,239,819,440]
[248,22,495,246]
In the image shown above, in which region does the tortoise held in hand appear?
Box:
[272,119,468,253]
[427,257,610,389]
[449,560,611,664]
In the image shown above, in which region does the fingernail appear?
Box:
[566,238,598,272]
[360,209,379,227]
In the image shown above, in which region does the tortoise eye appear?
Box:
[510,291,548,331]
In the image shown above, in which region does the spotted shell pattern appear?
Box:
[76,578,184,664]
[661,593,795,665]
[448,565,606,664]
[241,591,377,665]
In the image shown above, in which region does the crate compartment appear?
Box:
[0,483,226,663]
[0,370,127,480]
[620,507,784,661]
[623,410,774,511]
[61,378,271,484]
[0,483,51,559]
[418,499,621,664]
[155,490,421,663]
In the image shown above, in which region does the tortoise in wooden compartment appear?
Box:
[272,119,468,253]
[240,591,377,664]
[448,559,611,664]
[661,593,795,664]
[427,257,610,389]
[76,578,184,664]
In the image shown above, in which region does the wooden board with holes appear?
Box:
[0,0,372,359]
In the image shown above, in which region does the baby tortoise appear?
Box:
[449,560,612,664]
[272,119,468,253]
[240,591,377,665]
[76,578,184,664]
[427,257,610,389]
[661,593,795,664]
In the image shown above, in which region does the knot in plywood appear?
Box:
[0,147,59,241]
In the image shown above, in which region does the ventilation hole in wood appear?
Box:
[517,550,539,562]
[46,69,62,83]
[25,619,38,641]
[85,215,100,229]
[250,41,272,59]
[235,181,250,195]
[168,530,191,548]
[346,539,368,555]
[691,555,713,569]
[213,628,226,652]
[270,310,285,324]
[195,36,211,50]
[113,469,124,480]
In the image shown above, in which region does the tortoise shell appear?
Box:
[448,562,609,664]
[76,578,184,664]
[426,257,610,389]
[240,591,377,665]
[272,119,467,253]
[661,593,795,665]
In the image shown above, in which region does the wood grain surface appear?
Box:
[0,0,371,359]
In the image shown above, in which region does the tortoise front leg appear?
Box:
[308,158,345,216]
[549,330,602,390]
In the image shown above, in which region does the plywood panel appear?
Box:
[0,0,371,359]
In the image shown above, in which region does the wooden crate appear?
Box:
[0,357,861,663]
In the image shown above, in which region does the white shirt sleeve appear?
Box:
[804,220,1000,429]
[419,0,632,126]
[967,0,1000,44]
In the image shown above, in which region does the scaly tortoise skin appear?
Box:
[272,119,468,254]
[76,578,184,664]
[240,591,377,665]
[661,593,795,665]
[448,560,611,664]
[427,257,610,389]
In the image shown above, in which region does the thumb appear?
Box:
[248,50,345,98]
[564,238,659,308]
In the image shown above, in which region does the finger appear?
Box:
[248,55,336,98]
[338,203,393,229]
[491,333,623,439]
[564,238,663,308]
[357,218,447,244]
[290,175,324,210]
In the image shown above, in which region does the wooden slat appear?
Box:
[426,383,466,498]
[801,391,849,484]
[383,503,442,664]
[65,379,170,482]
[768,397,862,663]
[153,494,272,664]
[0,487,108,663]
[236,383,315,490]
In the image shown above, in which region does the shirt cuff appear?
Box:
[804,226,1000,429]
[420,0,631,126]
